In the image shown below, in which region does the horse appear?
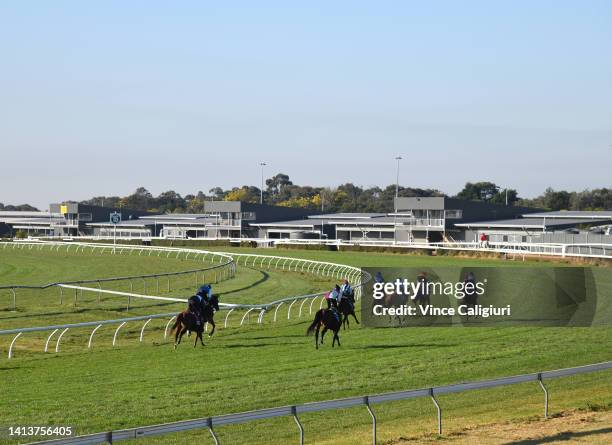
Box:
[382,291,408,325]
[172,295,219,349]
[306,308,342,349]
[413,274,431,309]
[338,293,359,329]
[461,279,479,321]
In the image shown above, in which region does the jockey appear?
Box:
[187,294,204,325]
[197,284,213,306]
[329,285,341,309]
[340,279,353,299]
[374,271,384,284]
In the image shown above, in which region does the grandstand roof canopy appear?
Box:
[521,210,612,219]
[455,217,610,230]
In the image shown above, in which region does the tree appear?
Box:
[542,188,571,211]
[209,187,225,200]
[455,182,518,205]
[155,190,186,213]
[0,203,39,211]
[266,173,293,197]
[456,182,500,201]
[224,186,260,203]
[122,187,153,211]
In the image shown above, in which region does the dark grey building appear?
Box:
[87,201,317,239]
[392,197,538,242]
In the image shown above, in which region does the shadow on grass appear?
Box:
[220,269,270,295]
[361,343,458,349]
[505,427,612,444]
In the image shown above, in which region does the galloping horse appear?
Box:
[338,293,359,329]
[306,308,342,349]
[171,295,219,349]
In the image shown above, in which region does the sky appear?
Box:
[1,1,611,209]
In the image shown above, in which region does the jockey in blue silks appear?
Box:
[339,279,354,310]
[197,284,213,304]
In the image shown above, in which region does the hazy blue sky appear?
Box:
[1,1,611,209]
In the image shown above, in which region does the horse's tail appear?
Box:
[170,312,183,333]
[306,310,322,336]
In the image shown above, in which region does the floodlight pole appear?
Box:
[394,156,402,244]
[260,162,266,204]
[395,156,402,203]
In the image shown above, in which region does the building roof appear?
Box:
[87,220,155,227]
[139,214,212,220]
[251,215,404,228]
[0,211,56,223]
[307,213,387,220]
[250,219,321,228]
[455,217,608,230]
[521,210,612,219]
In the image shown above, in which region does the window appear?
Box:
[445,210,463,219]
[241,212,256,220]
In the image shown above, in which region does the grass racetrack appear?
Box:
[0,245,610,444]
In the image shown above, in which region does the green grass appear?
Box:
[0,246,610,444]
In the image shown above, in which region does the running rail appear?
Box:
[0,241,370,357]
[24,360,612,444]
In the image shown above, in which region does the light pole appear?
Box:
[394,156,402,209]
[259,162,266,204]
[394,156,402,244]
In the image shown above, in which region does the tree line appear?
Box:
[5,176,611,213]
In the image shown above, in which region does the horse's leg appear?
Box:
[208,318,216,337]
[315,325,319,349]
[198,330,205,346]
[174,325,180,350]
[178,326,187,344]
[333,330,340,347]
[352,311,360,324]
[321,327,328,344]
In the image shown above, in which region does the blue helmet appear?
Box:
[197,284,212,296]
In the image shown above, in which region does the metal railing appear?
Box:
[26,360,612,445]
[272,238,612,259]
[1,242,370,358]
[0,241,236,310]
[22,236,612,259]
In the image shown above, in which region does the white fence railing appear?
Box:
[25,360,612,445]
[1,242,370,358]
[0,241,236,311]
[272,238,612,259]
[25,236,612,259]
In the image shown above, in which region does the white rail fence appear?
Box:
[1,242,370,358]
[20,235,612,259]
[26,360,612,445]
[274,239,612,259]
[0,241,236,310]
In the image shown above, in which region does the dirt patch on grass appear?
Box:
[388,409,612,444]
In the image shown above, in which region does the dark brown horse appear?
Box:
[171,311,205,349]
[306,308,342,349]
[383,291,409,325]
[172,295,219,349]
[339,294,359,329]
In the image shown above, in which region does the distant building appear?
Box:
[4,203,150,237]
[87,201,316,239]
[392,197,540,242]
[0,210,54,236]
[456,210,612,244]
